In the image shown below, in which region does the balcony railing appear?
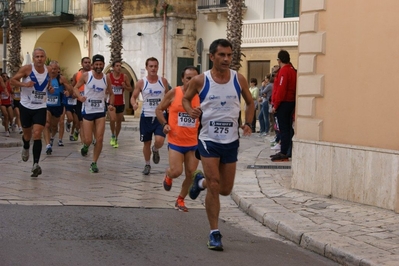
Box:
[242,18,299,47]
[198,0,227,9]
[23,0,86,17]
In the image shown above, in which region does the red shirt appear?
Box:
[271,64,297,110]
[0,82,12,105]
[110,73,125,106]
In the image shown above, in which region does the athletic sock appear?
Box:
[210,229,219,234]
[198,178,204,189]
[22,136,30,149]
[33,139,42,164]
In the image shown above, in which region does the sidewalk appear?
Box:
[1,116,398,266]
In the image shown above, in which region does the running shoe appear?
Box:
[66,122,71,132]
[69,135,75,141]
[270,152,289,162]
[31,163,42,178]
[21,148,29,162]
[189,170,205,200]
[73,131,79,141]
[142,164,151,175]
[207,231,223,251]
[50,138,54,147]
[163,174,172,191]
[92,139,96,146]
[110,136,116,146]
[152,146,160,164]
[58,140,64,147]
[5,130,9,137]
[19,128,22,134]
[46,145,52,155]
[175,198,188,212]
[81,145,89,156]
[90,162,99,173]
[113,139,119,148]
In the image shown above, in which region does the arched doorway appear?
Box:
[35,28,81,80]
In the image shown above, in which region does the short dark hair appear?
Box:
[277,50,290,64]
[181,66,199,78]
[145,57,159,67]
[81,57,90,63]
[250,78,257,86]
[209,39,232,55]
[112,59,122,67]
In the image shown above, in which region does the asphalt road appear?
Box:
[0,205,339,266]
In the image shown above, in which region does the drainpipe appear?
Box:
[162,2,168,78]
[87,0,92,57]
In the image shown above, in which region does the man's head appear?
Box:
[145,57,159,77]
[277,50,290,65]
[92,54,105,74]
[209,39,233,71]
[32,47,46,67]
[81,57,91,71]
[1,73,8,81]
[250,78,257,86]
[48,60,60,77]
[181,66,199,88]
[112,59,122,73]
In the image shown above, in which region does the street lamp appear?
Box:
[0,0,24,73]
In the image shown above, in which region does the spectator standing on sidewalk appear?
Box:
[258,74,271,136]
[0,73,12,137]
[155,66,200,212]
[107,59,132,148]
[270,50,296,162]
[182,39,255,251]
[130,57,169,175]
[73,54,115,173]
[10,47,54,177]
[249,78,259,133]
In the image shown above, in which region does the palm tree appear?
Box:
[109,0,124,65]
[8,0,23,76]
[226,0,244,71]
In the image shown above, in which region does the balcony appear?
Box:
[242,18,299,48]
[21,0,87,27]
[198,0,227,10]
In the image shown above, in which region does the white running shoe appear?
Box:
[271,143,281,150]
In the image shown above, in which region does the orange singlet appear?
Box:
[76,70,85,93]
[167,86,200,147]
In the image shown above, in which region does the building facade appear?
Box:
[293,0,399,212]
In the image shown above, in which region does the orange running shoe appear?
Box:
[163,175,172,191]
[175,198,188,212]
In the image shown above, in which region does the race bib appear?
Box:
[47,95,59,105]
[1,92,8,99]
[113,86,123,95]
[208,121,234,140]
[13,92,20,98]
[88,99,103,111]
[67,98,77,105]
[31,91,47,104]
[177,112,196,128]
[147,98,160,108]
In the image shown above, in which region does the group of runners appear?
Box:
[5,38,255,252]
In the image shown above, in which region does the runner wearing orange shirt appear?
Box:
[155,66,200,212]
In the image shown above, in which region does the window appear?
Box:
[284,0,300,18]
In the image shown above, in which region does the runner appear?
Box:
[106,59,132,148]
[73,54,115,173]
[71,57,91,142]
[130,57,169,175]
[0,73,12,137]
[182,39,255,251]
[43,61,72,154]
[10,47,54,177]
[155,66,200,212]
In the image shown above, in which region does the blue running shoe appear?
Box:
[207,231,223,251]
[189,170,205,200]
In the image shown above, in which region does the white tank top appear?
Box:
[141,76,166,117]
[20,63,49,109]
[82,71,107,114]
[198,69,241,144]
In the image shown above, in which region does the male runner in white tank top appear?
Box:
[10,47,54,178]
[182,39,255,251]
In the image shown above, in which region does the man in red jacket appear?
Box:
[271,50,296,161]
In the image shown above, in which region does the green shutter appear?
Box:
[54,0,69,15]
[284,0,300,18]
[176,57,194,86]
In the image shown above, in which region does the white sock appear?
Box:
[152,146,158,152]
[210,229,219,234]
[198,178,204,189]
